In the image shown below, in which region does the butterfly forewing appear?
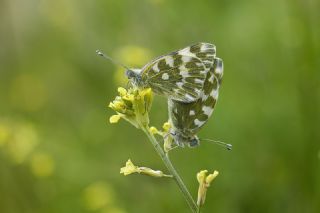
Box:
[140,43,216,102]
[181,43,216,69]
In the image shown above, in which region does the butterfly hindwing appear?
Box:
[168,57,223,145]
[140,43,216,102]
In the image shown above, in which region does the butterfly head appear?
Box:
[189,137,200,147]
[171,130,200,148]
[125,69,144,86]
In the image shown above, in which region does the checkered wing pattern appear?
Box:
[168,57,223,139]
[140,43,216,102]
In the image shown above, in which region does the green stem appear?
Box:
[140,126,198,213]
[197,205,201,213]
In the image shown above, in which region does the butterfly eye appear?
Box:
[126,70,134,78]
[189,138,200,147]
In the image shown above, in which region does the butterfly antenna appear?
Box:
[96,50,130,70]
[200,138,232,151]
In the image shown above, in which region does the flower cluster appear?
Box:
[109,87,153,128]
[196,170,219,206]
[109,86,222,212]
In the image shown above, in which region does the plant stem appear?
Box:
[197,205,201,213]
[140,126,198,213]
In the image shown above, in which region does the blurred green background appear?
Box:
[0,0,319,212]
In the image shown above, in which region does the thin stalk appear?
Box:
[140,126,198,213]
[197,206,201,213]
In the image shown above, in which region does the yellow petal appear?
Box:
[117,87,127,96]
[139,87,152,97]
[197,170,208,183]
[141,88,153,112]
[122,94,134,102]
[120,159,138,175]
[149,126,158,134]
[206,170,219,185]
[162,122,171,132]
[109,115,121,123]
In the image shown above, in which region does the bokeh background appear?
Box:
[0,0,319,212]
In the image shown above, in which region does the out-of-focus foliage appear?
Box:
[0,0,319,212]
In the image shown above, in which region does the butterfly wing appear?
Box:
[168,57,224,138]
[140,43,216,102]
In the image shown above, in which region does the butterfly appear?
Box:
[167,56,225,148]
[125,43,216,102]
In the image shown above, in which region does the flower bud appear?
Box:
[196,170,219,206]
[162,122,171,132]
[149,126,159,135]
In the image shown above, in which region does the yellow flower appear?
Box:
[120,159,138,176]
[149,122,171,137]
[120,159,172,178]
[206,171,219,184]
[117,87,127,96]
[109,87,153,128]
[196,170,219,206]
[149,126,159,135]
[162,122,171,132]
[109,115,121,123]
